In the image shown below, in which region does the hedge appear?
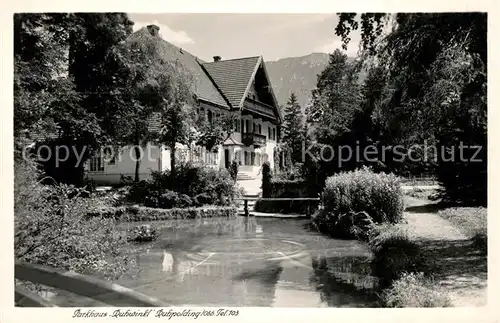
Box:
[254,199,319,215]
[255,179,319,214]
[87,205,237,222]
[269,179,310,197]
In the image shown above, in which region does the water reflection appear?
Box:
[309,256,381,307]
[114,216,378,307]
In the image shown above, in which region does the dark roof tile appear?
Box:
[202,57,261,109]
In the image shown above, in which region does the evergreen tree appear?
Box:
[282,93,305,165]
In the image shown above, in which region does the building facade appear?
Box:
[85,25,282,185]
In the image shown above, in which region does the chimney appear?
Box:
[146,24,160,37]
[213,56,221,62]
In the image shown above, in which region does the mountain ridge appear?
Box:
[265,52,331,108]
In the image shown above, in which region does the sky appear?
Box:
[128,13,361,62]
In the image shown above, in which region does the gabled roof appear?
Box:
[202,56,261,109]
[131,28,230,108]
[222,134,243,146]
[27,28,282,144]
[129,27,282,119]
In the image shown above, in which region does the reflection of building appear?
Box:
[157,249,283,306]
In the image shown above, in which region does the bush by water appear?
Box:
[312,167,404,239]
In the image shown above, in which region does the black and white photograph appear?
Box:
[10,10,488,311]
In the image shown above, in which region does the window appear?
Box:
[245,120,250,134]
[253,123,257,133]
[258,124,262,134]
[89,155,104,172]
[240,119,244,133]
[201,148,217,165]
[207,110,213,123]
[251,152,255,165]
[268,126,271,139]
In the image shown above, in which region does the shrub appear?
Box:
[322,167,404,224]
[311,209,375,240]
[229,160,239,181]
[383,273,452,307]
[86,206,126,219]
[269,179,310,197]
[255,199,320,215]
[148,164,236,205]
[127,225,158,243]
[144,195,159,208]
[158,190,193,209]
[15,157,131,284]
[255,178,320,214]
[122,206,237,222]
[368,224,427,288]
[127,180,154,203]
[193,192,214,206]
[262,161,271,197]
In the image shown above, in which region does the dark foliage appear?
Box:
[334,13,487,205]
[229,160,239,181]
[125,164,236,207]
[261,161,272,198]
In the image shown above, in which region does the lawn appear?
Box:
[437,207,487,238]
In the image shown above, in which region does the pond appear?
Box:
[48,216,381,307]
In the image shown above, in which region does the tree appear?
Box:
[282,93,305,165]
[335,13,487,205]
[158,70,196,178]
[307,49,362,177]
[107,26,237,180]
[105,27,195,182]
[195,113,236,152]
[68,13,134,142]
[14,13,134,185]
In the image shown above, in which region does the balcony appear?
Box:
[243,98,276,120]
[242,132,267,148]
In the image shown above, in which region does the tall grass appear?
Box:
[368,224,428,288]
[383,273,452,307]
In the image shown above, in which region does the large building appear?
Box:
[86,25,282,185]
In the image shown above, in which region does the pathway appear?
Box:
[401,197,487,307]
